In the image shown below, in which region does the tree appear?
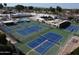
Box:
[0,3,3,9]
[3,3,7,11]
[15,5,25,12]
[28,6,34,10]
[4,3,7,7]
[56,6,62,12]
[49,7,56,12]
[0,31,7,45]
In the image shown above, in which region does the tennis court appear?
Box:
[66,25,79,32]
[17,25,42,36]
[28,32,63,54]
[3,17,71,55]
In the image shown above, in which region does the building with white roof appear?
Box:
[31,13,71,28]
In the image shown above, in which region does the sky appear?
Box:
[6,3,79,9]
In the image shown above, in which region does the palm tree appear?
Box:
[4,3,7,7]
[56,6,62,12]
[4,3,7,10]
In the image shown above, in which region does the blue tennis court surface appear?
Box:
[35,41,54,54]
[28,36,46,48]
[27,32,63,54]
[17,25,42,35]
[43,32,62,43]
[66,25,79,32]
